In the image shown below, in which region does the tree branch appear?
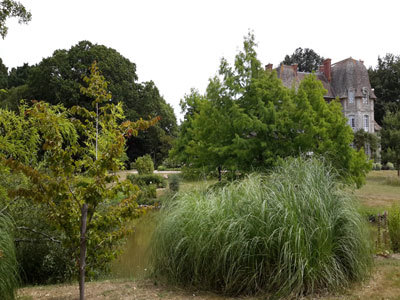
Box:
[0,196,19,214]
[16,226,61,243]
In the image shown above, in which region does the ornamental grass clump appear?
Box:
[151,157,371,297]
[0,214,18,300]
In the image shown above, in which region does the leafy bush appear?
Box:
[157,165,167,171]
[133,155,154,175]
[372,163,382,170]
[151,158,371,297]
[12,202,75,284]
[127,174,166,188]
[139,184,157,202]
[181,166,211,181]
[168,174,181,192]
[389,206,400,252]
[0,214,18,300]
[386,162,395,170]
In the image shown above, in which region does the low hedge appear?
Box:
[127,174,167,189]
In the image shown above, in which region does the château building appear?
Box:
[267,58,380,137]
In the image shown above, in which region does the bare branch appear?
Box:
[16,226,61,243]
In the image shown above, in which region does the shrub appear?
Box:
[127,174,167,189]
[386,162,395,170]
[13,202,75,284]
[168,174,181,192]
[157,165,167,171]
[372,163,382,170]
[151,158,371,297]
[389,206,400,252]
[0,214,18,300]
[134,155,154,175]
[137,184,157,204]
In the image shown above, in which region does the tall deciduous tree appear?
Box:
[368,54,400,125]
[282,47,324,72]
[26,41,177,165]
[381,111,400,176]
[4,63,158,299]
[0,58,7,89]
[172,33,370,186]
[0,0,31,38]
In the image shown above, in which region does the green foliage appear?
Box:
[171,33,371,186]
[0,84,30,111]
[368,54,400,125]
[3,63,158,282]
[373,162,382,170]
[381,111,400,175]
[386,162,395,170]
[134,154,154,175]
[26,41,177,165]
[151,158,371,297]
[168,174,181,192]
[0,58,7,89]
[353,129,380,159]
[0,0,31,39]
[0,213,18,300]
[389,206,400,252]
[7,63,32,88]
[281,47,324,72]
[136,185,157,205]
[127,174,166,188]
[0,105,39,165]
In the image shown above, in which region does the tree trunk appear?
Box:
[218,166,222,182]
[79,203,88,300]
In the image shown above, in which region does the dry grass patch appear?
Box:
[17,279,250,300]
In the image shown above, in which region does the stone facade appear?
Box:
[270,58,378,134]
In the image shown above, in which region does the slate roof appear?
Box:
[331,58,376,99]
[275,58,376,100]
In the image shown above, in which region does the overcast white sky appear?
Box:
[1,0,400,121]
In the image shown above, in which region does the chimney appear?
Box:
[291,64,298,76]
[359,59,364,64]
[323,58,331,82]
[265,63,273,71]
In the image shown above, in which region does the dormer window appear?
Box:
[362,87,369,104]
[348,89,355,104]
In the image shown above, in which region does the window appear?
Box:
[364,115,369,132]
[348,115,356,130]
[348,89,355,104]
[362,87,369,104]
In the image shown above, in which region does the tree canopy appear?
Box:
[0,58,7,89]
[368,54,400,125]
[282,47,324,72]
[0,0,31,38]
[1,41,177,165]
[381,110,400,176]
[172,34,370,186]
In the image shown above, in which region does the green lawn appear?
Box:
[355,170,400,209]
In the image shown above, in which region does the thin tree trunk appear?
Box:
[218,166,222,182]
[96,102,98,160]
[79,203,88,300]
